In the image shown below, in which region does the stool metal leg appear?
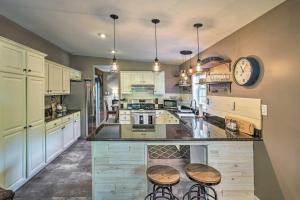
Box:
[145,184,179,200]
[183,183,218,200]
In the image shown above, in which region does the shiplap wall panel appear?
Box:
[205,96,262,129]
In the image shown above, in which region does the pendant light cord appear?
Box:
[113,18,116,59]
[155,23,158,59]
[196,26,200,60]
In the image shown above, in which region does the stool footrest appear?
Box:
[183,183,218,200]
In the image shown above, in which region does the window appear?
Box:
[192,73,207,108]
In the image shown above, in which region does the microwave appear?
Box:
[163,99,177,109]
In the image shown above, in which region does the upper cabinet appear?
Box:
[48,62,63,95]
[62,68,70,94]
[0,40,26,75]
[154,71,165,95]
[45,59,81,95]
[26,51,45,77]
[120,71,165,95]
[0,37,46,77]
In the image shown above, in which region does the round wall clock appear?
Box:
[233,57,260,86]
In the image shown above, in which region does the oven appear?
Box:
[131,111,156,125]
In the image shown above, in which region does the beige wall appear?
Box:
[182,0,299,199]
[0,15,70,66]
[70,55,181,93]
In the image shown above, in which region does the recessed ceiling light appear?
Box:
[97,33,106,39]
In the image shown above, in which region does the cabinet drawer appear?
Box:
[119,110,131,115]
[73,112,80,119]
[46,119,62,130]
[62,115,73,123]
[119,115,130,121]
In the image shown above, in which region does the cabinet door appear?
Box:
[0,72,26,137]
[46,128,63,163]
[26,51,45,77]
[27,123,45,177]
[154,71,165,95]
[120,72,132,94]
[0,41,26,75]
[48,63,63,94]
[3,130,26,190]
[27,76,44,127]
[74,118,81,139]
[62,68,70,94]
[45,62,49,94]
[143,71,154,84]
[63,122,74,149]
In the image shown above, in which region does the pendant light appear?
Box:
[194,23,203,72]
[188,53,193,75]
[110,14,119,72]
[152,19,160,72]
[180,50,193,76]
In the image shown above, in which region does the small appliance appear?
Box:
[163,99,177,110]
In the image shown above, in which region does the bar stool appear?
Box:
[145,165,180,200]
[183,163,221,200]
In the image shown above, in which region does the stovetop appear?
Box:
[129,103,155,110]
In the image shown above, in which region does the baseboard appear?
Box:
[254,195,260,200]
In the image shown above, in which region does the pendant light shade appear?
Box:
[111,14,119,72]
[194,23,203,72]
[152,19,160,72]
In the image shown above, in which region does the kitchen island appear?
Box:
[88,118,261,200]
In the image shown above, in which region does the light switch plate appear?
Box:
[261,104,268,116]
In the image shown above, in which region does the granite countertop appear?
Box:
[45,109,80,123]
[87,118,262,142]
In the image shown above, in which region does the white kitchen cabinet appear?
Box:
[120,72,132,94]
[0,39,26,75]
[27,76,44,126]
[70,69,81,81]
[132,71,154,85]
[0,72,26,136]
[2,130,26,190]
[46,127,63,163]
[48,62,63,94]
[62,68,70,94]
[45,62,49,94]
[154,71,165,95]
[26,76,45,177]
[119,110,131,124]
[27,123,45,177]
[63,121,74,149]
[26,51,45,77]
[73,112,81,139]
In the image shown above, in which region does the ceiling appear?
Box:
[0,0,285,64]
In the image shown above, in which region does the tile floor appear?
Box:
[15,139,92,200]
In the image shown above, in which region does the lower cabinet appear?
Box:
[46,127,63,163]
[63,121,74,149]
[27,123,46,177]
[74,117,81,139]
[2,130,26,190]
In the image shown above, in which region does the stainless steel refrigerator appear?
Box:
[64,79,98,137]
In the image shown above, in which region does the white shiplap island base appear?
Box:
[92,140,254,200]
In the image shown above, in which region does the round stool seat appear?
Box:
[186,163,221,185]
[147,165,180,185]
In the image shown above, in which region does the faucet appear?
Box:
[190,99,197,113]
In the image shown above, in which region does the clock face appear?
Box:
[233,58,256,86]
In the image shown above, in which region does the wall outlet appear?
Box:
[261,104,268,116]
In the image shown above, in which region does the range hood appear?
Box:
[131,84,155,92]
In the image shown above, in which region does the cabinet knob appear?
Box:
[28,69,32,72]
[23,69,27,72]
[28,125,32,128]
[61,126,65,129]
[24,126,27,129]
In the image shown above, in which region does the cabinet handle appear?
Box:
[54,123,57,126]
[23,69,27,72]
[28,69,32,72]
[24,126,27,129]
[28,125,32,128]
